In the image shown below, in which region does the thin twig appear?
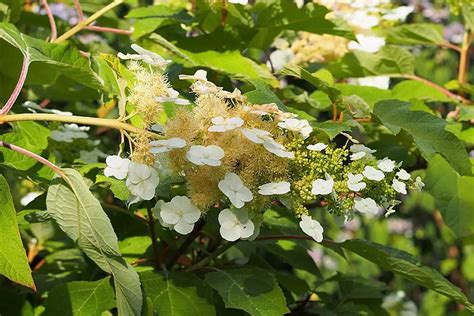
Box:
[393,74,471,104]
[40,0,57,41]
[166,220,205,269]
[146,202,161,268]
[440,41,462,53]
[85,25,132,35]
[0,113,161,138]
[186,240,237,272]
[0,141,63,176]
[332,103,337,121]
[101,202,148,224]
[54,0,124,43]
[73,0,84,21]
[0,55,30,115]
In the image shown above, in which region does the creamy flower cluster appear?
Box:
[103,45,423,243]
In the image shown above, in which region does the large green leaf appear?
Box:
[386,23,445,46]
[328,46,415,78]
[373,100,471,176]
[46,169,142,316]
[0,121,50,170]
[0,22,101,89]
[342,239,474,312]
[149,33,276,84]
[424,155,474,239]
[43,277,115,316]
[0,175,34,289]
[141,271,216,316]
[204,268,289,316]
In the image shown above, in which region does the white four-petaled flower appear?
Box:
[126,162,160,201]
[348,34,385,53]
[353,197,379,215]
[104,155,130,180]
[311,173,334,195]
[258,181,291,195]
[150,138,186,154]
[396,169,411,180]
[363,166,385,181]
[159,196,201,234]
[277,118,313,139]
[241,128,294,158]
[208,116,244,132]
[350,144,376,161]
[307,143,328,151]
[186,145,224,166]
[228,0,248,4]
[178,69,208,81]
[377,158,396,172]
[392,178,407,195]
[118,44,171,68]
[299,215,324,242]
[218,172,253,208]
[155,88,189,105]
[347,173,366,192]
[218,208,255,241]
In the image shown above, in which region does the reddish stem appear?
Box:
[73,0,85,21]
[0,141,63,176]
[40,0,57,41]
[0,55,30,115]
[85,25,132,35]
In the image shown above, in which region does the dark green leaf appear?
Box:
[141,271,216,316]
[43,277,115,316]
[342,239,474,312]
[205,268,289,316]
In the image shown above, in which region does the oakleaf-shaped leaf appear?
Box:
[46,169,142,316]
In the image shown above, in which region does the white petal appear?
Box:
[220,222,241,241]
[307,143,327,151]
[174,220,195,235]
[218,208,236,225]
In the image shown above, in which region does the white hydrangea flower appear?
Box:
[414,177,425,191]
[118,44,171,68]
[218,208,255,241]
[229,0,248,4]
[348,34,385,53]
[347,173,366,192]
[311,173,334,195]
[241,128,272,144]
[377,158,396,172]
[354,197,379,215]
[218,172,253,208]
[345,10,379,29]
[242,128,294,158]
[392,178,407,195]
[126,162,160,201]
[160,196,201,235]
[104,155,130,180]
[299,215,324,242]
[178,69,208,81]
[263,140,294,159]
[150,138,186,154]
[186,145,224,166]
[208,116,244,132]
[155,88,189,105]
[50,124,89,143]
[258,181,291,195]
[350,144,376,160]
[277,118,313,139]
[307,143,327,151]
[383,6,414,21]
[353,76,390,89]
[396,169,411,180]
[363,166,385,181]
